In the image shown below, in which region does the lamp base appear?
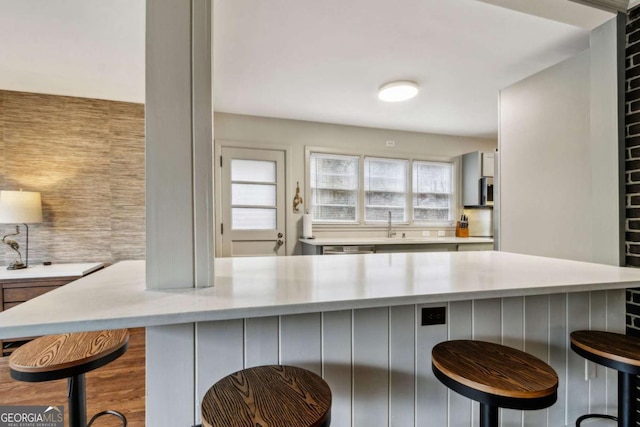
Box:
[7,261,26,270]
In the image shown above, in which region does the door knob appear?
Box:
[277,233,283,238]
[276,239,284,246]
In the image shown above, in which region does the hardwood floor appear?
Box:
[0,327,145,426]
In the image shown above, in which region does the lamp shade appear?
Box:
[0,191,43,224]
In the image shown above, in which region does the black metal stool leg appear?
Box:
[480,403,498,427]
[576,414,618,426]
[575,371,636,427]
[67,374,87,427]
[87,410,127,427]
[67,372,127,427]
[618,371,637,427]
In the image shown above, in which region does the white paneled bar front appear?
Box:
[195,290,624,427]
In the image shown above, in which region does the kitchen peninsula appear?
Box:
[0,251,637,427]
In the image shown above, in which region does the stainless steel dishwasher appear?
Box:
[322,245,376,255]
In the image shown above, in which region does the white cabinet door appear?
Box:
[456,243,494,251]
[220,147,286,257]
[482,152,495,177]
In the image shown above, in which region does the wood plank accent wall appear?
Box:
[0,90,145,265]
[193,290,625,427]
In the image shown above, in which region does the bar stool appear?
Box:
[570,330,640,427]
[200,365,331,427]
[9,329,129,427]
[432,340,558,427]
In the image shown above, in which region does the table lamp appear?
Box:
[0,190,43,270]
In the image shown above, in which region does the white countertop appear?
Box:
[299,237,493,246]
[0,252,639,339]
[0,263,104,280]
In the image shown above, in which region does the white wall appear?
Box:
[589,17,624,266]
[213,113,497,255]
[498,17,621,265]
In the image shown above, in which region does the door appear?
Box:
[220,147,286,257]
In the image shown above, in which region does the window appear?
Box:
[309,151,453,225]
[309,153,359,222]
[413,161,452,222]
[230,159,277,230]
[364,157,408,222]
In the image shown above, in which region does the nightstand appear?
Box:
[0,263,104,356]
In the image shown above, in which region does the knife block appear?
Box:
[455,221,469,238]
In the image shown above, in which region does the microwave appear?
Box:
[480,177,494,206]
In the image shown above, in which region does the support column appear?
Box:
[145,1,213,426]
[146,0,214,290]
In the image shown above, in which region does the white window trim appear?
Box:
[305,146,457,228]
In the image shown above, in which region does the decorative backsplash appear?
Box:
[0,90,145,266]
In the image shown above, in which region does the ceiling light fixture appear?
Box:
[378,80,418,102]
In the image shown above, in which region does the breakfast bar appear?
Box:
[0,251,639,427]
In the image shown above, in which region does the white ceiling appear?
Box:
[0,0,614,138]
[0,1,145,103]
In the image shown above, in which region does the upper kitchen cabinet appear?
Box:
[462,151,494,207]
[481,152,494,177]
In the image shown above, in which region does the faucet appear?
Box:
[388,211,396,238]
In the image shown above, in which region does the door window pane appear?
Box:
[231,159,276,183]
[231,158,278,230]
[232,184,276,206]
[310,153,359,222]
[364,157,408,222]
[232,208,276,230]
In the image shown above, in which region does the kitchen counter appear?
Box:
[0,253,635,427]
[299,236,493,246]
[300,236,494,254]
[0,251,634,339]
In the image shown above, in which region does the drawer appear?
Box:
[2,279,72,289]
[3,301,22,310]
[3,285,60,303]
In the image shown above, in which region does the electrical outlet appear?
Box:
[422,230,431,237]
[422,307,446,326]
[437,230,446,237]
[386,140,395,147]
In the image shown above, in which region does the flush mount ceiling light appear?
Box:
[378,80,418,102]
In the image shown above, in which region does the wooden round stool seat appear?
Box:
[570,330,640,427]
[9,329,129,427]
[432,340,558,427]
[201,365,331,427]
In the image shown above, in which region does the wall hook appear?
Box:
[293,181,303,213]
